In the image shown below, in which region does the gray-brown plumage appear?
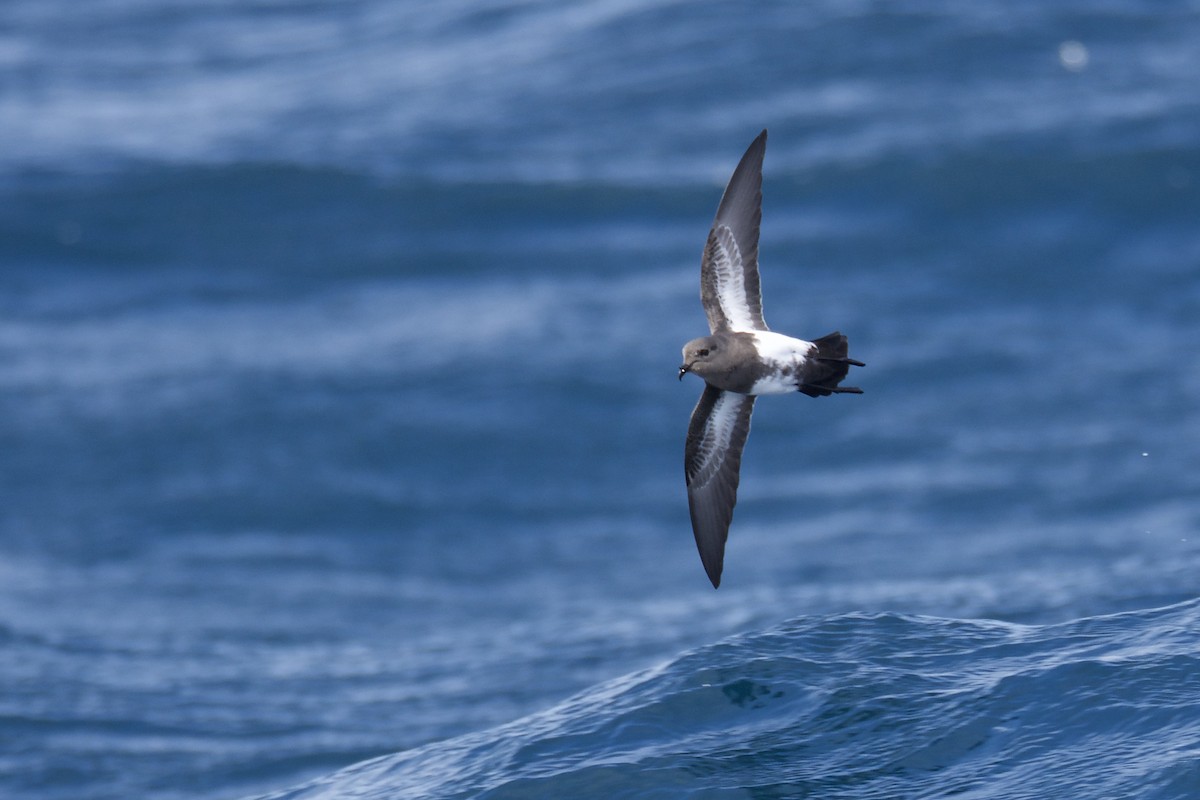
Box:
[680,129,864,588]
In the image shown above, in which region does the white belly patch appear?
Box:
[748,331,813,395]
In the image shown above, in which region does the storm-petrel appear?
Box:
[679,129,864,588]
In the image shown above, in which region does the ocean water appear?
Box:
[2,1,1199,798]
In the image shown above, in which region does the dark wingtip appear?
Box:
[749,128,767,154]
[699,543,724,588]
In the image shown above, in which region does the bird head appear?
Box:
[679,336,721,380]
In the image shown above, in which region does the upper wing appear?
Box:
[685,384,756,588]
[700,129,768,333]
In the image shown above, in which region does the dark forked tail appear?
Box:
[798,331,865,398]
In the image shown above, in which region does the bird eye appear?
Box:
[697,348,709,357]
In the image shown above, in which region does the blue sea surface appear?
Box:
[2,1,1199,798]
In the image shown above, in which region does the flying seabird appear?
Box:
[679,129,864,588]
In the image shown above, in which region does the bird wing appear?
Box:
[685,384,756,588]
[700,129,769,333]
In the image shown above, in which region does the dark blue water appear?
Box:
[2,2,1199,798]
[261,602,1200,799]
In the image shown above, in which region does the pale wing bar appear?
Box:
[685,385,756,588]
[701,224,763,333]
[699,129,768,333]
